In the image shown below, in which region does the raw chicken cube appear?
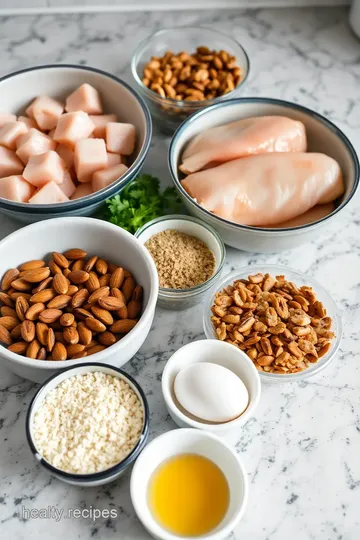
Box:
[53,111,95,148]
[0,112,17,127]
[90,114,117,138]
[0,121,28,150]
[16,128,56,164]
[59,169,76,198]
[0,175,35,202]
[107,152,125,167]
[106,122,136,155]
[74,138,107,183]
[71,183,93,200]
[0,147,24,177]
[65,84,103,114]
[26,96,64,131]
[18,116,38,130]
[92,163,128,192]
[29,181,69,204]
[48,128,56,138]
[56,144,74,169]
[23,151,65,188]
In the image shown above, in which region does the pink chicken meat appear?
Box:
[181,153,344,227]
[180,116,307,175]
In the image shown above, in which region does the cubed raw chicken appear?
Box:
[106,123,136,155]
[59,170,76,198]
[70,183,93,200]
[23,151,65,188]
[53,111,95,148]
[180,116,307,175]
[0,121,28,150]
[16,128,56,164]
[65,83,103,114]
[74,138,107,183]
[48,128,56,138]
[0,175,35,202]
[28,181,69,204]
[56,144,74,169]
[92,163,128,192]
[26,96,64,131]
[107,152,125,167]
[181,153,344,227]
[0,147,24,177]
[0,112,17,127]
[18,116,38,130]
[90,114,117,138]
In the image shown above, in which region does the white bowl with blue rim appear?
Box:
[168,97,359,253]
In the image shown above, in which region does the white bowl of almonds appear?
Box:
[0,216,158,382]
[203,265,343,383]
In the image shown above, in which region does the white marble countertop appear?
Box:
[1,6,360,540]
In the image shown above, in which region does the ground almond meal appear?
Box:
[145,229,215,289]
[32,372,144,474]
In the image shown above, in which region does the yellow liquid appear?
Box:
[148,453,230,537]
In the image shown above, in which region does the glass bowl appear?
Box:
[135,215,226,310]
[131,27,250,134]
[203,265,343,384]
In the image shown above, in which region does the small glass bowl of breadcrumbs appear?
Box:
[135,215,225,309]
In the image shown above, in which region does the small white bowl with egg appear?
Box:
[161,339,261,434]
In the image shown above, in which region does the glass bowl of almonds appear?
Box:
[131,27,250,134]
[203,265,343,383]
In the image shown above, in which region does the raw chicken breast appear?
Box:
[272,203,335,228]
[16,129,56,164]
[106,122,136,155]
[0,112,17,127]
[180,116,307,175]
[74,138,108,183]
[23,151,65,188]
[92,163,128,192]
[28,182,69,204]
[90,114,117,138]
[181,153,344,227]
[70,183,93,200]
[26,96,64,130]
[65,84,102,114]
[0,121,27,150]
[53,111,95,148]
[0,175,35,202]
[0,147,24,177]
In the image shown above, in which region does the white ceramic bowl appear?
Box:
[162,340,261,433]
[0,64,152,223]
[135,215,226,310]
[0,217,158,382]
[169,97,359,252]
[26,363,149,487]
[130,428,248,540]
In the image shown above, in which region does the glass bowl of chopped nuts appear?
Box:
[131,27,250,134]
[203,265,343,383]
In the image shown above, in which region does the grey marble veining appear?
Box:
[0,6,360,540]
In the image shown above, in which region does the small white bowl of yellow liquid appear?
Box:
[130,428,248,540]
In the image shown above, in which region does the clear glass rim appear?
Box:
[203,264,343,383]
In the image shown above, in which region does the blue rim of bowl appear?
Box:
[0,64,152,215]
[134,214,226,294]
[131,26,250,106]
[25,362,150,482]
[168,97,360,232]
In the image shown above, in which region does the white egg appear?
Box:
[174,362,249,423]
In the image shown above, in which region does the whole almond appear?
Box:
[71,288,89,308]
[91,306,114,326]
[19,260,46,271]
[95,258,108,275]
[0,325,12,345]
[8,341,28,355]
[15,296,29,321]
[108,262,119,274]
[85,317,106,333]
[98,331,116,346]
[32,276,53,293]
[37,347,47,360]
[110,267,124,289]
[72,351,88,359]
[26,302,45,321]
[49,260,63,275]
[1,268,20,291]
[0,316,20,331]
[116,305,128,320]
[73,308,94,320]
[111,288,126,302]
[0,292,14,307]
[63,248,87,260]
[30,289,56,304]
[84,255,98,273]
[63,326,79,345]
[52,252,69,269]
[63,268,71,278]
[11,278,32,292]
[10,291,32,301]
[60,313,75,327]
[48,295,71,309]
[98,296,125,311]
[51,342,67,361]
[39,309,62,324]
[72,260,85,272]
[67,343,86,358]
[88,286,110,305]
[10,323,22,340]
[110,319,137,333]
[121,277,136,302]
[127,299,142,319]
[132,285,144,301]
[53,273,69,295]
[26,339,41,359]
[67,285,78,296]
[68,270,89,285]
[21,320,36,342]
[36,322,49,346]
[78,322,93,345]
[1,306,17,318]
[21,267,51,283]
[86,272,100,293]
[99,274,111,287]
[47,327,56,352]
[86,344,106,356]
